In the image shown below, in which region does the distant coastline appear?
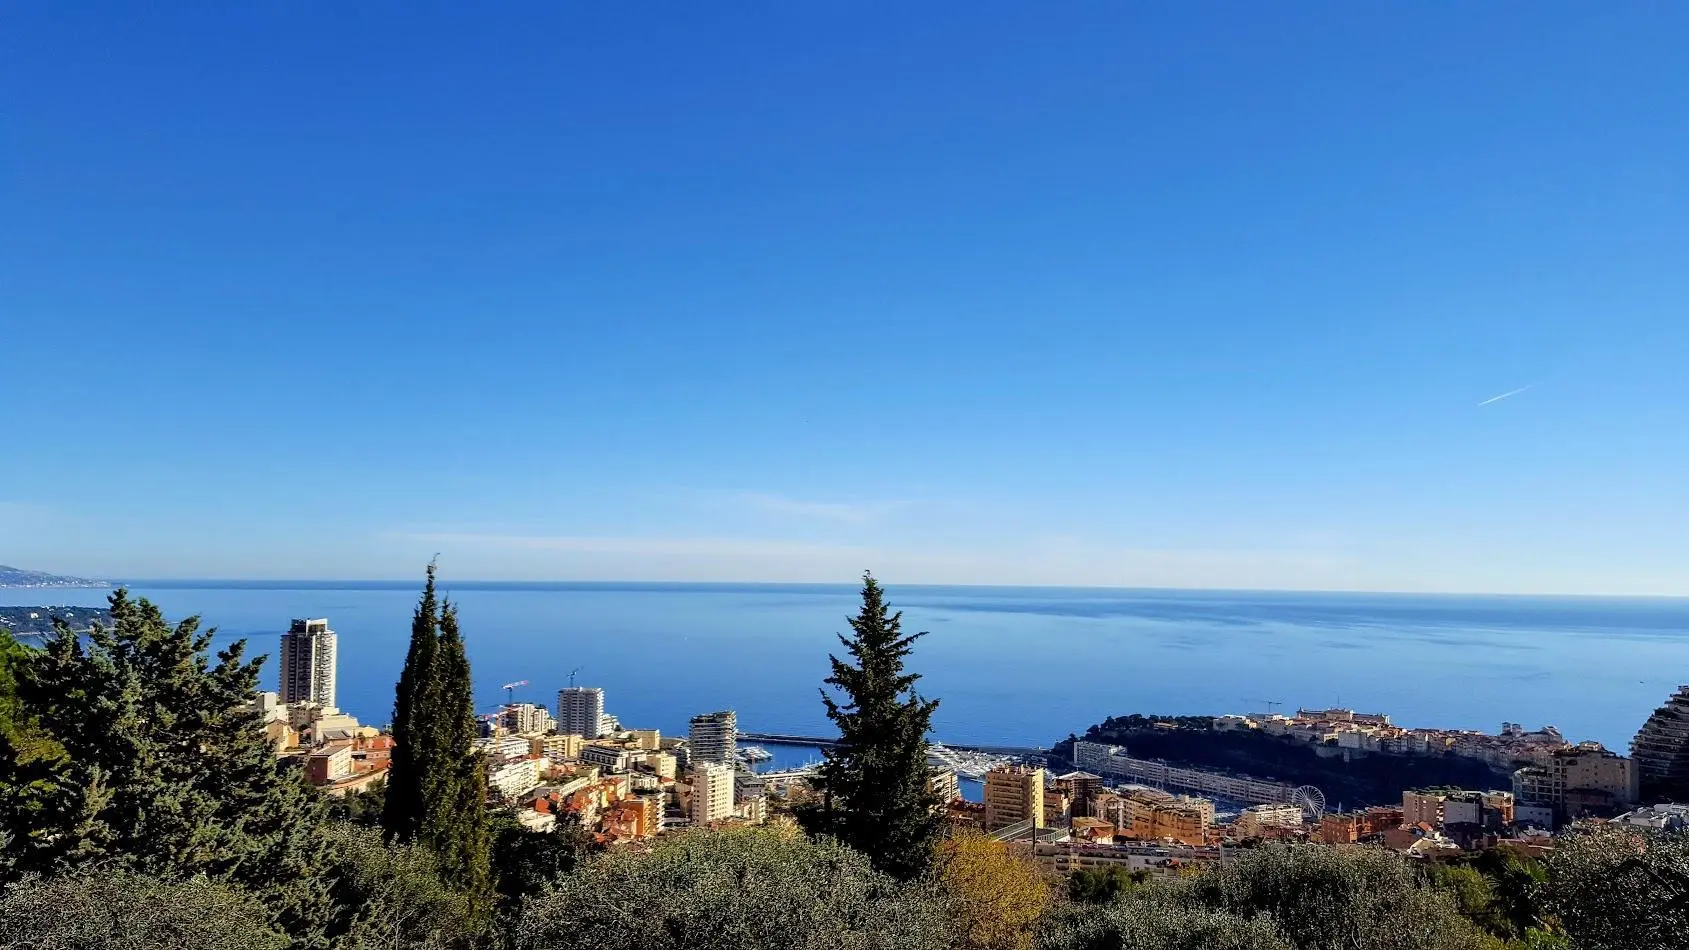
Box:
[46,578,1689,601]
[0,564,110,590]
[0,605,115,638]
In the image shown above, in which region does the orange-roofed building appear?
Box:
[1071,817,1115,842]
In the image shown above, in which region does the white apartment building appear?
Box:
[1234,803,1305,837]
[691,761,736,825]
[475,735,531,757]
[489,758,542,800]
[280,618,337,707]
[580,743,634,773]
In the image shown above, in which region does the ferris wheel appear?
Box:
[1291,785,1327,820]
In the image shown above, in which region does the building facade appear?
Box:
[579,743,634,773]
[489,758,542,800]
[688,710,738,765]
[1317,807,1403,845]
[530,733,584,761]
[1513,743,1638,818]
[930,768,962,805]
[1097,788,1213,845]
[983,765,1047,831]
[1072,740,1300,806]
[1056,770,1103,819]
[690,761,736,825]
[1633,685,1689,802]
[501,702,555,735]
[1402,789,1452,827]
[280,618,337,707]
[305,745,353,785]
[557,687,606,739]
[1443,790,1515,829]
[1235,803,1305,838]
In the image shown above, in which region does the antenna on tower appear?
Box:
[501,680,529,704]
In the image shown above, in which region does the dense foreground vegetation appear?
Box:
[2,582,1687,949]
[4,818,1686,950]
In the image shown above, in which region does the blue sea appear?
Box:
[13,582,1689,755]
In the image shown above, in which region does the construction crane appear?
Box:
[501,680,529,704]
[566,667,582,688]
[1246,698,1284,716]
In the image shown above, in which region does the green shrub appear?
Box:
[513,826,949,950]
[0,869,285,950]
[1543,826,1689,950]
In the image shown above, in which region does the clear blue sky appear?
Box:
[3,3,1685,593]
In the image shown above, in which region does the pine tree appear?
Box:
[382,566,492,915]
[806,572,943,881]
[0,628,25,746]
[0,591,334,944]
[0,627,56,764]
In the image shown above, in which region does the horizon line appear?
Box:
[20,577,1689,601]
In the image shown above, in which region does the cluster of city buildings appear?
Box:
[945,762,1298,878]
[1016,701,1689,875]
[264,616,1689,875]
[971,686,1689,878]
[1215,708,1575,769]
[952,758,1565,876]
[256,619,394,796]
[263,617,791,844]
[474,692,778,842]
[1212,707,1650,827]
[1034,690,1689,873]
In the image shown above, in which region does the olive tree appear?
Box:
[316,823,481,950]
[0,869,285,950]
[1039,891,1293,950]
[1544,825,1689,950]
[512,826,949,950]
[1172,845,1490,950]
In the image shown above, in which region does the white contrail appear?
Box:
[1477,383,1537,407]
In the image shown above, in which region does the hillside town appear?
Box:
[265,616,1689,880]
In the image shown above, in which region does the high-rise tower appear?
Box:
[1633,685,1689,801]
[557,686,606,739]
[279,618,337,707]
[688,710,737,766]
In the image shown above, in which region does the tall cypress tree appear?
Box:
[433,599,492,908]
[382,566,492,914]
[806,572,942,881]
[383,562,443,844]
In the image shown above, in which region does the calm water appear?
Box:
[13,582,1689,752]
